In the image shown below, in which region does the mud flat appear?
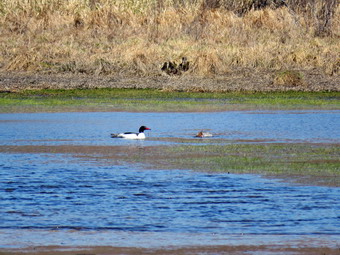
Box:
[0,71,339,93]
[1,244,340,255]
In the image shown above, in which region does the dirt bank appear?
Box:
[0,69,339,93]
[1,245,340,255]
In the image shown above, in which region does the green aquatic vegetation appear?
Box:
[1,142,338,186]
[158,143,340,185]
[0,89,339,112]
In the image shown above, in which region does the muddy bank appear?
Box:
[1,245,340,255]
[0,70,339,92]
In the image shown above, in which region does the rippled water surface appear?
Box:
[0,111,339,248]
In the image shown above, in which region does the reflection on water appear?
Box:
[0,111,340,248]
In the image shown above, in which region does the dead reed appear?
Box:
[0,0,339,81]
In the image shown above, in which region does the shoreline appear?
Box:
[1,245,340,255]
[0,70,339,93]
[1,228,339,255]
[1,72,339,113]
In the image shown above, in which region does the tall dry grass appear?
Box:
[0,0,339,77]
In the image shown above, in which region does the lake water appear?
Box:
[0,111,339,248]
[1,110,340,146]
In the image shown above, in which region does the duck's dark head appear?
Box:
[139,126,151,133]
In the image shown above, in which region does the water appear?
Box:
[1,110,339,146]
[0,111,340,248]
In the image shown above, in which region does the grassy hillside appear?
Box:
[0,0,339,85]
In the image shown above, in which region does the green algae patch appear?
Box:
[0,89,339,112]
[153,143,340,186]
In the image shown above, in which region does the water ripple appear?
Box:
[1,153,339,238]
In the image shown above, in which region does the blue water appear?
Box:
[0,110,339,146]
[0,111,340,248]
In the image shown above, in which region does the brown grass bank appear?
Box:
[0,0,339,92]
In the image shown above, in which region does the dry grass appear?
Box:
[0,0,339,82]
[273,70,306,87]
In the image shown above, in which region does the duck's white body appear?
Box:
[111,126,151,140]
[114,132,146,139]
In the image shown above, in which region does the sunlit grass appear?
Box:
[0,89,339,112]
[0,1,339,77]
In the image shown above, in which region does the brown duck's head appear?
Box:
[196,131,204,137]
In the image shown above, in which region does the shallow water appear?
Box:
[1,110,339,146]
[1,153,340,248]
[0,111,340,248]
